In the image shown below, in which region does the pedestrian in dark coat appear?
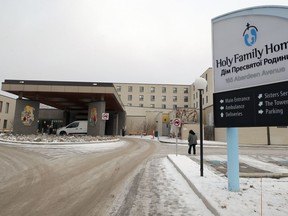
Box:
[188,130,197,155]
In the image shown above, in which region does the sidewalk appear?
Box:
[158,136,288,148]
[158,136,226,146]
[167,154,288,216]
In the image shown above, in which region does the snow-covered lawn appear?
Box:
[0,133,118,144]
[168,154,288,216]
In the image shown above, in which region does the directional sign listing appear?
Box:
[214,81,288,127]
[214,89,254,127]
[255,83,288,126]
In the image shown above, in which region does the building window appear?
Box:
[5,103,9,113]
[128,95,132,101]
[139,86,144,92]
[206,85,208,92]
[150,87,155,93]
[162,87,166,93]
[127,103,132,106]
[173,87,177,93]
[128,86,133,92]
[184,88,188,93]
[173,104,177,109]
[184,96,188,102]
[150,95,155,101]
[150,104,155,108]
[206,95,208,104]
[139,95,144,101]
[162,96,166,102]
[139,103,143,107]
[184,105,188,108]
[161,104,166,109]
[173,96,177,102]
[0,101,2,112]
[116,86,121,92]
[3,120,8,129]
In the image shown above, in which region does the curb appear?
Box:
[0,138,120,145]
[239,172,288,178]
[167,155,220,216]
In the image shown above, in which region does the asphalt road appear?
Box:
[0,138,158,216]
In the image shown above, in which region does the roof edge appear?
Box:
[212,5,288,23]
[2,79,114,87]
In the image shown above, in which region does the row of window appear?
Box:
[127,93,210,109]
[126,103,188,109]
[126,95,189,102]
[193,96,209,108]
[0,101,10,113]
[117,86,189,94]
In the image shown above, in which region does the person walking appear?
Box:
[188,130,197,155]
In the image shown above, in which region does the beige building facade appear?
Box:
[0,94,16,132]
[115,83,191,110]
[115,68,214,139]
[114,82,191,136]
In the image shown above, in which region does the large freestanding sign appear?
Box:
[212,6,288,192]
[212,6,288,127]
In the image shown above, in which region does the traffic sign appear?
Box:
[102,113,109,120]
[214,81,288,127]
[173,118,181,127]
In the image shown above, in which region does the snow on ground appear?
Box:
[0,133,117,143]
[123,156,214,216]
[0,133,125,158]
[1,133,288,215]
[168,154,288,216]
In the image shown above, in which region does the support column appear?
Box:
[113,113,118,136]
[227,127,240,192]
[13,98,40,135]
[118,111,126,135]
[87,101,106,136]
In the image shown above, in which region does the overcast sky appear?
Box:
[0,0,287,93]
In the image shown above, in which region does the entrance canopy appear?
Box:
[2,80,125,112]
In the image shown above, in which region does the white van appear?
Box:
[56,120,88,135]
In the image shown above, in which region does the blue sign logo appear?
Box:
[243,23,258,46]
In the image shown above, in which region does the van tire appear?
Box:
[59,131,67,136]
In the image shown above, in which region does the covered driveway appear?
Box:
[1,80,126,135]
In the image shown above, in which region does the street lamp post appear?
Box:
[194,77,208,177]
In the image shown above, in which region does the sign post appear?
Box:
[173,118,181,156]
[227,128,240,192]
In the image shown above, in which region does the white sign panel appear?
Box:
[212,6,288,93]
[173,118,181,127]
[102,113,109,120]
